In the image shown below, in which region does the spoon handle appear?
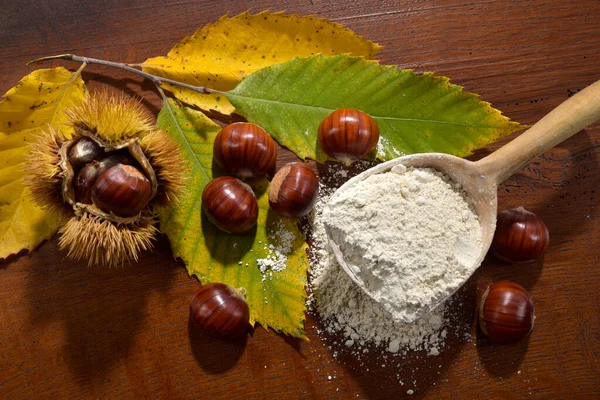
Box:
[476,79,600,185]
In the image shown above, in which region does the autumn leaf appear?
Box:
[0,67,87,259]
[225,54,525,163]
[142,11,381,115]
[157,98,309,339]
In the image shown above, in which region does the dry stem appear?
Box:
[29,54,219,96]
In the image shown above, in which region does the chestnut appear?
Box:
[67,136,103,170]
[213,122,277,179]
[491,207,549,262]
[268,163,319,218]
[189,282,250,340]
[479,281,535,344]
[74,162,101,204]
[91,164,153,218]
[73,154,133,204]
[317,108,379,164]
[202,176,259,234]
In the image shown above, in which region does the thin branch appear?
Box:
[29,54,220,96]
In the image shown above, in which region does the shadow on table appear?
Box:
[188,324,248,373]
[475,330,531,378]
[79,71,162,115]
[0,248,31,270]
[25,236,181,385]
[315,282,477,399]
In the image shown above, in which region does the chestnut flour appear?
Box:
[308,185,448,356]
[322,166,482,323]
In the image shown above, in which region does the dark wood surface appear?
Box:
[1,1,599,398]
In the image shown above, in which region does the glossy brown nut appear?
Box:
[491,207,549,262]
[202,176,259,234]
[73,154,133,204]
[68,137,103,170]
[74,161,101,204]
[479,281,535,344]
[213,122,277,179]
[189,282,250,340]
[91,164,153,217]
[317,108,379,163]
[268,163,319,218]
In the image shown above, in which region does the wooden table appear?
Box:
[1,1,599,398]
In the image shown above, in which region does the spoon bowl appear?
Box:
[324,79,600,323]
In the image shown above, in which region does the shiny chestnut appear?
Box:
[202,176,259,234]
[189,282,250,339]
[491,207,549,263]
[74,162,101,204]
[74,154,132,204]
[213,122,277,179]
[479,281,535,344]
[67,136,103,170]
[318,108,379,164]
[268,163,319,218]
[91,164,153,217]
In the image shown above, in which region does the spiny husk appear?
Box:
[25,91,185,267]
[25,125,72,219]
[139,129,187,206]
[67,91,154,144]
[59,213,158,267]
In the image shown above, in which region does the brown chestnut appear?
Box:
[74,161,101,204]
[202,176,259,234]
[74,154,133,204]
[68,137,103,170]
[213,122,277,179]
[268,163,319,218]
[479,281,535,344]
[318,108,379,164]
[91,164,153,217]
[189,282,250,339]
[491,207,549,263]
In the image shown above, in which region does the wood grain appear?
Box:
[1,0,599,398]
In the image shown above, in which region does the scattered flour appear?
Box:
[257,219,296,282]
[322,166,482,323]
[376,136,403,159]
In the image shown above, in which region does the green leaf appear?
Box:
[157,98,309,339]
[225,54,525,162]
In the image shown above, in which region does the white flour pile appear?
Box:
[308,164,481,355]
[323,165,482,323]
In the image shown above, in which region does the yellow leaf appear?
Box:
[0,67,87,259]
[142,11,382,115]
[157,99,309,338]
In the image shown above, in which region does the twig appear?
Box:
[29,54,219,96]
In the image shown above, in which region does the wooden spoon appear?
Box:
[324,79,600,323]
